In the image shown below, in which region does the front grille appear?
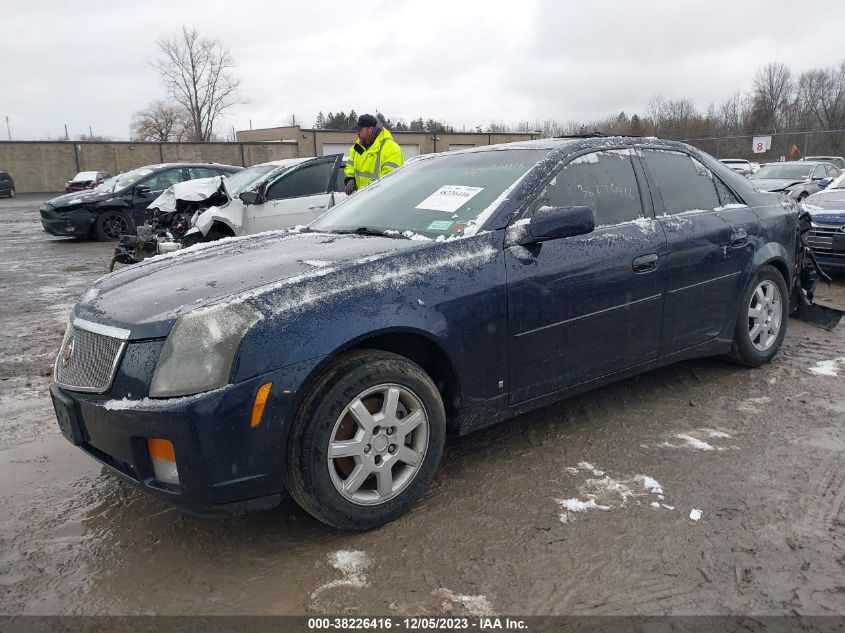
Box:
[54,320,129,393]
[807,223,845,261]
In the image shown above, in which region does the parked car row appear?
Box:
[110,155,349,266]
[50,136,815,529]
[39,163,242,241]
[749,161,841,201]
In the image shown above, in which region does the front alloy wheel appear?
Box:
[286,350,446,530]
[328,383,429,505]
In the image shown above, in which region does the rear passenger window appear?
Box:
[188,167,220,179]
[642,149,721,215]
[529,150,644,226]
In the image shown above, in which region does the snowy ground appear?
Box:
[1,195,844,616]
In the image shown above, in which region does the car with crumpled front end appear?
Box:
[39,162,242,241]
[749,161,840,201]
[50,136,801,530]
[801,172,845,271]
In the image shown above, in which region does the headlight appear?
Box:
[149,302,260,398]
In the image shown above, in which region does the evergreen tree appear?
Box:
[314,111,326,129]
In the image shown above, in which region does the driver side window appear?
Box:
[144,169,184,192]
[527,150,644,226]
[266,161,333,201]
[812,165,826,179]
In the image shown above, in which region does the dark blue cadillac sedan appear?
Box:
[51,137,799,530]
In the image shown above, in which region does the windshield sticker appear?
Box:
[415,185,484,213]
[426,220,455,231]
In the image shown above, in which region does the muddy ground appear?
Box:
[1,194,844,616]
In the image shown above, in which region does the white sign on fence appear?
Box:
[752,136,772,153]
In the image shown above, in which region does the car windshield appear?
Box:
[752,164,813,180]
[310,149,549,237]
[222,163,278,197]
[72,171,99,181]
[109,167,156,191]
[92,176,118,192]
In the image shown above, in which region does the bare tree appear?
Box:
[752,63,794,132]
[154,27,241,142]
[131,99,190,141]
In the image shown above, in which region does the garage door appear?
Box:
[321,143,349,158]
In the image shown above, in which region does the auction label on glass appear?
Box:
[416,186,484,212]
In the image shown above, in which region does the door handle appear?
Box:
[730,228,748,247]
[308,204,327,210]
[632,253,659,273]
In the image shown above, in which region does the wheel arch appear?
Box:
[294,328,463,435]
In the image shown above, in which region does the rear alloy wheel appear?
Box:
[94,211,132,241]
[286,350,446,530]
[730,266,788,366]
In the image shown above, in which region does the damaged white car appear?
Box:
[111,155,347,268]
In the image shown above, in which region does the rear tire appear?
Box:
[285,350,446,531]
[729,266,789,367]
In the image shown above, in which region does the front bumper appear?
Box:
[806,222,845,270]
[40,205,95,237]
[50,345,326,515]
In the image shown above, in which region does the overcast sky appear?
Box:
[4,0,845,140]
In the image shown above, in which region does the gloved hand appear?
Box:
[345,180,357,195]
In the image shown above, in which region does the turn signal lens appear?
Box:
[147,438,179,485]
[251,382,273,427]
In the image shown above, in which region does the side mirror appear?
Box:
[520,206,595,243]
[239,191,262,206]
[135,184,151,195]
[819,177,833,189]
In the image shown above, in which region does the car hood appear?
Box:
[148,176,225,213]
[749,178,806,191]
[74,231,421,339]
[46,188,117,208]
[803,189,845,223]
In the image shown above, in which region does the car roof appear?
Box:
[254,158,313,168]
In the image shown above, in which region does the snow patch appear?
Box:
[311,550,372,599]
[689,509,702,522]
[808,358,845,377]
[432,588,495,617]
[302,259,331,268]
[701,429,732,439]
[103,385,231,411]
[675,434,716,451]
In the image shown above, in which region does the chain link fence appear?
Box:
[672,128,845,162]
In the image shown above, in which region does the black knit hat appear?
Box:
[356,114,378,129]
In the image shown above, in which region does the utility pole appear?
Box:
[5,116,10,141]
[64,124,69,140]
[89,125,93,139]
[249,119,252,130]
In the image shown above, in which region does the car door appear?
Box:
[639,148,759,356]
[506,148,667,404]
[131,167,186,224]
[247,157,342,233]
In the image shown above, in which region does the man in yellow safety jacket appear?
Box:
[344,114,404,195]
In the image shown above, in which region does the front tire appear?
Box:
[729,266,788,366]
[285,350,446,530]
[94,210,132,241]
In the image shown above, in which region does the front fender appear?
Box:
[194,206,241,236]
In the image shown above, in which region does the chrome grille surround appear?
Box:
[54,318,130,393]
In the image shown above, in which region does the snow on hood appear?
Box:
[74,231,420,338]
[147,176,225,213]
[803,189,845,222]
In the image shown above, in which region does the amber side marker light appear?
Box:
[147,438,179,485]
[251,382,273,427]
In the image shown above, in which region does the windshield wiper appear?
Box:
[329,227,410,239]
